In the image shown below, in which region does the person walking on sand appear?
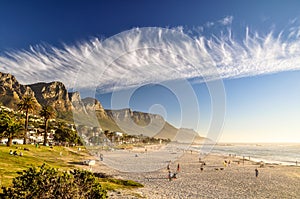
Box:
[223,160,227,167]
[255,168,259,177]
[177,163,180,172]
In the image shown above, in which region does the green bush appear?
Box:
[1,164,107,199]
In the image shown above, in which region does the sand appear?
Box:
[92,149,300,198]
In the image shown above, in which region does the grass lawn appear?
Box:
[0,144,143,193]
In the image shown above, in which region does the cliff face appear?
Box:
[106,108,133,121]
[106,108,163,126]
[82,97,107,118]
[0,72,36,108]
[69,91,86,113]
[105,108,175,138]
[0,72,108,116]
[29,82,73,112]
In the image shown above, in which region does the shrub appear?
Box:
[1,164,107,199]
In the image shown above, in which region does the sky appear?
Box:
[1,0,300,143]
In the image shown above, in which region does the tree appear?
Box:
[1,164,107,198]
[18,95,37,144]
[39,105,56,146]
[5,120,23,147]
[0,111,23,146]
[0,110,10,135]
[54,122,82,145]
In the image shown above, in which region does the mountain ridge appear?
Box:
[0,71,206,143]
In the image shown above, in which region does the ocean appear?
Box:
[191,143,300,165]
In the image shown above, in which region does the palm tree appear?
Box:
[0,112,23,146]
[18,95,37,144]
[39,105,56,146]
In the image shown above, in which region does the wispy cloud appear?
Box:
[218,16,233,25]
[1,18,300,93]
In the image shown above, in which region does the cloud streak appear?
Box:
[1,18,300,93]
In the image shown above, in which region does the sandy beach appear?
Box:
[92,149,300,198]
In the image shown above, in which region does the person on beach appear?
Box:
[167,163,170,170]
[177,163,180,172]
[223,160,227,167]
[168,170,177,181]
[255,168,259,177]
[168,170,172,181]
[173,172,177,179]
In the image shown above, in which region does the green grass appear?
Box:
[0,145,86,187]
[99,178,143,190]
[0,144,143,193]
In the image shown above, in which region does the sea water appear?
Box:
[191,143,300,165]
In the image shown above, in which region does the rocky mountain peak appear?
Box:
[29,81,72,112]
[69,91,81,102]
[0,72,35,108]
[82,97,107,118]
[106,108,133,120]
[0,71,208,143]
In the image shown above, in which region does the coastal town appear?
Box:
[0,103,169,148]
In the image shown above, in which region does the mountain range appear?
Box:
[0,72,207,143]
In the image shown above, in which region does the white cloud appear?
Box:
[219,16,233,25]
[205,21,215,27]
[1,24,300,94]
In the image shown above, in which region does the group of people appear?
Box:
[167,162,180,181]
[223,160,231,167]
[199,155,260,178]
[9,149,23,156]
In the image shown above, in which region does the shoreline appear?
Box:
[190,143,300,167]
[207,152,300,167]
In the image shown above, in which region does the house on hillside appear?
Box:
[28,127,56,144]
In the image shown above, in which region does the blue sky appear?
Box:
[1,1,300,143]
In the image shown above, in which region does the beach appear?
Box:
[93,149,300,198]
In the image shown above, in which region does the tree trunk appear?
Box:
[7,134,12,147]
[23,109,29,145]
[43,119,48,146]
